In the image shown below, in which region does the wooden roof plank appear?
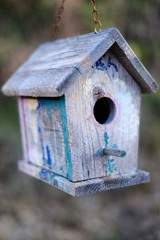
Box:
[2,28,158,97]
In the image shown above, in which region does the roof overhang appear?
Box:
[2,28,158,97]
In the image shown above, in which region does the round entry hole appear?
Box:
[93,97,116,124]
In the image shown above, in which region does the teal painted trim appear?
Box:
[104,132,109,147]
[60,96,72,180]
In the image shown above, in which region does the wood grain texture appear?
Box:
[21,96,73,179]
[18,160,150,197]
[103,147,126,157]
[65,51,142,181]
[18,98,28,161]
[2,28,158,97]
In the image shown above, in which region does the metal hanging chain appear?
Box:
[91,0,102,33]
[51,0,66,40]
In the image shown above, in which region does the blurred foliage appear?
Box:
[0,0,56,42]
[0,1,159,239]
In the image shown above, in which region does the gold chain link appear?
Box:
[51,0,101,39]
[51,0,66,40]
[91,0,102,33]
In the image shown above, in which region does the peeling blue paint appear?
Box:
[37,99,45,110]
[107,158,116,175]
[45,99,60,124]
[37,100,53,169]
[104,132,109,147]
[45,101,53,124]
[37,109,46,167]
[46,100,63,173]
[50,173,57,185]
[121,151,126,157]
[94,56,118,73]
[37,99,64,173]
[60,96,72,181]
[38,125,47,167]
[36,97,72,177]
[94,148,103,158]
[39,168,58,185]
[108,56,118,72]
[39,169,48,182]
[95,59,108,71]
[94,132,109,158]
[46,145,52,169]
[40,137,46,165]
[112,144,117,149]
[96,132,118,176]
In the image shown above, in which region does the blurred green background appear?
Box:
[0,0,160,239]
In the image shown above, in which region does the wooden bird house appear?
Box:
[2,28,158,196]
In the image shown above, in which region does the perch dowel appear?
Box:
[103,147,126,158]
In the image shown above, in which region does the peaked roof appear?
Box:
[2,28,158,97]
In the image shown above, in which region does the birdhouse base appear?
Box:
[18,160,150,197]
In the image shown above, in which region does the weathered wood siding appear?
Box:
[19,160,150,197]
[65,51,141,182]
[19,96,72,179]
[18,97,29,162]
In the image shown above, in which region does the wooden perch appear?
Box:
[103,147,126,158]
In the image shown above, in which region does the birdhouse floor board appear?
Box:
[18,160,150,197]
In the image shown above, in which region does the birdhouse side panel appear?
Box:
[19,97,71,179]
[65,51,141,182]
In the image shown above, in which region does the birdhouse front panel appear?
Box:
[18,96,72,180]
[65,51,141,182]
